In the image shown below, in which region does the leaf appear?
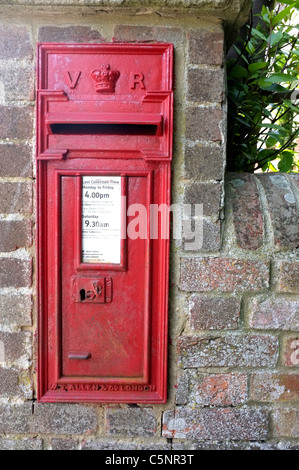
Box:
[278,151,294,172]
[270,31,284,46]
[229,65,249,79]
[251,28,268,41]
[248,62,268,73]
[272,5,294,27]
[260,74,299,87]
[277,0,299,7]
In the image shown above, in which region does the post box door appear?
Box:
[61,174,150,382]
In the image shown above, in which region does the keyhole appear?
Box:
[80,289,86,301]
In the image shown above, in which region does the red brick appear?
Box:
[226,173,264,250]
[283,336,299,367]
[256,174,299,249]
[0,220,32,252]
[0,258,32,288]
[188,28,224,65]
[273,408,299,438]
[189,295,240,329]
[180,257,269,292]
[0,106,33,139]
[249,296,299,330]
[0,143,32,177]
[0,25,32,60]
[190,372,248,406]
[277,261,299,293]
[162,407,269,440]
[0,183,32,214]
[251,373,299,402]
[185,107,223,142]
[178,334,278,368]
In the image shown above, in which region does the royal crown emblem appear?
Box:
[91,64,120,93]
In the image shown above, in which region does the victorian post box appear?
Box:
[36,43,173,403]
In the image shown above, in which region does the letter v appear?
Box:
[65,71,81,89]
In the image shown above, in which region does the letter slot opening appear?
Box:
[46,112,163,136]
[50,123,159,136]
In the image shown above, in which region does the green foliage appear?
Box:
[227,1,299,172]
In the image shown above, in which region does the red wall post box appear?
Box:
[36,43,173,403]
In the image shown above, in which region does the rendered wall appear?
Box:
[0,0,298,450]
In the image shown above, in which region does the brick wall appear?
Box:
[0,1,298,451]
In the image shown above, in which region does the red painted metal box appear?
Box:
[36,43,173,403]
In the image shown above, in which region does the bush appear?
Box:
[227,0,299,172]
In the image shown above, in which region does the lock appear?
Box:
[72,276,112,304]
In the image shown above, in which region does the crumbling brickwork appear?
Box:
[0,0,298,451]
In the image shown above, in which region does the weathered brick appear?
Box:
[183,182,221,217]
[82,439,170,450]
[178,334,278,368]
[273,408,299,438]
[185,107,223,142]
[172,440,299,451]
[184,144,224,181]
[0,106,33,139]
[0,438,43,450]
[183,218,221,253]
[180,257,269,292]
[0,258,32,288]
[0,403,93,435]
[256,174,299,249]
[0,331,31,364]
[31,403,98,435]
[182,371,248,406]
[38,25,103,42]
[251,373,299,402]
[0,368,19,397]
[175,371,189,405]
[188,28,224,65]
[0,402,32,434]
[226,173,264,250]
[0,368,31,398]
[0,24,32,60]
[0,183,32,214]
[113,25,183,46]
[51,439,79,450]
[162,407,269,440]
[0,64,35,101]
[0,143,32,177]
[189,295,240,330]
[249,296,299,330]
[283,335,299,367]
[0,293,32,328]
[277,261,299,293]
[105,407,156,437]
[187,68,224,103]
[0,220,32,252]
